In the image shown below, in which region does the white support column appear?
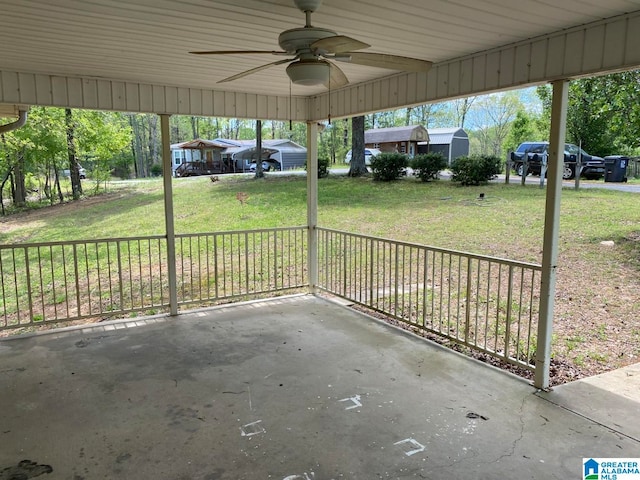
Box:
[160,114,178,316]
[535,80,568,389]
[307,121,319,294]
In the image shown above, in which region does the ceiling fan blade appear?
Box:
[190,50,288,55]
[311,35,370,54]
[336,52,433,72]
[218,58,293,83]
[324,61,349,89]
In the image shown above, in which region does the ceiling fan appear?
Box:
[190,0,432,88]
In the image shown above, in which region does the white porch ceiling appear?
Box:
[1,0,640,119]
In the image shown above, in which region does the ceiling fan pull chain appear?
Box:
[289,80,293,132]
[328,73,332,125]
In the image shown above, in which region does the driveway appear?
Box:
[327,168,640,193]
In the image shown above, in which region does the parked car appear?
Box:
[345,148,382,166]
[249,159,281,172]
[61,165,87,179]
[511,142,605,180]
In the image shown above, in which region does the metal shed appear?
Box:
[226,139,307,171]
[418,127,470,165]
[365,125,429,157]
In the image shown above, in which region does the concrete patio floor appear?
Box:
[1,295,638,480]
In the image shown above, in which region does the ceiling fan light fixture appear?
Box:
[286,60,330,86]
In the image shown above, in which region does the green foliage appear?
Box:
[450,154,502,186]
[503,109,538,154]
[317,157,330,178]
[603,71,640,153]
[369,152,408,181]
[535,85,552,139]
[111,151,134,180]
[537,71,640,156]
[468,92,522,158]
[303,157,330,178]
[150,164,163,177]
[318,122,349,165]
[567,78,614,157]
[409,153,447,182]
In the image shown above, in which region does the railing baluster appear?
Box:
[504,265,514,361]
[25,247,33,324]
[49,246,57,320]
[0,250,8,327]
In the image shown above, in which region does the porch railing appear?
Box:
[0,236,170,329]
[0,227,307,331]
[0,226,541,374]
[175,227,307,306]
[316,228,542,371]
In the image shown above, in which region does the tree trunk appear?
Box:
[342,119,349,148]
[254,120,264,179]
[65,108,83,199]
[190,116,198,139]
[348,116,368,177]
[129,115,141,178]
[0,169,12,215]
[43,160,52,203]
[54,167,64,203]
[13,150,27,207]
[148,115,159,174]
[456,97,476,129]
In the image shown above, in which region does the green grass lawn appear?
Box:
[4,173,637,263]
[1,172,639,383]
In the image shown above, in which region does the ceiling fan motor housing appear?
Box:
[278,27,337,54]
[293,0,323,13]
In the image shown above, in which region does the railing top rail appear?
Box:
[0,226,310,250]
[316,226,542,270]
[175,226,308,238]
[0,234,168,250]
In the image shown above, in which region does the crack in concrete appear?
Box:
[493,394,529,463]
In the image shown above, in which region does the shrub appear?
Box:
[370,152,408,181]
[304,157,330,178]
[317,157,330,178]
[410,153,447,182]
[150,163,163,177]
[450,154,502,186]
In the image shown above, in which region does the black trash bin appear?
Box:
[604,155,628,182]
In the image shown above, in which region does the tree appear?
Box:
[566,78,613,157]
[65,108,83,199]
[536,72,640,156]
[73,110,131,189]
[469,92,521,158]
[452,96,477,128]
[348,116,367,177]
[602,70,640,152]
[318,123,342,165]
[254,120,264,179]
[503,109,537,154]
[406,103,455,128]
